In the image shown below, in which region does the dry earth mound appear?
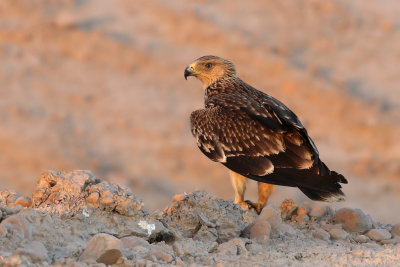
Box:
[0,170,399,266]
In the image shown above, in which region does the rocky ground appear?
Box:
[0,171,399,266]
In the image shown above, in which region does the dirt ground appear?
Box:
[0,170,399,266]
[0,0,399,248]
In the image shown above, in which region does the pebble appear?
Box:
[249,220,271,243]
[14,196,31,207]
[329,228,349,240]
[259,206,282,229]
[146,245,173,263]
[121,236,150,249]
[79,233,122,265]
[172,194,186,202]
[366,229,391,242]
[312,228,330,241]
[380,239,398,245]
[333,208,372,233]
[217,240,238,255]
[0,214,32,240]
[297,207,307,216]
[276,223,297,237]
[279,199,297,219]
[296,214,309,223]
[309,205,327,219]
[321,223,342,232]
[86,192,99,205]
[391,223,400,237]
[16,241,49,262]
[354,235,369,243]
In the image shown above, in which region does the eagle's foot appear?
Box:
[238,200,262,214]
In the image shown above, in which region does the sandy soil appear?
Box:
[0,170,399,266]
[0,0,399,230]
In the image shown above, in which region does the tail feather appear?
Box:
[246,160,348,202]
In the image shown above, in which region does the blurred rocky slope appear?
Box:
[0,0,399,222]
[0,170,399,266]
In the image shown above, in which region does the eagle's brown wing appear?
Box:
[190,104,314,178]
[190,93,347,200]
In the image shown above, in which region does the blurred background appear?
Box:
[0,0,399,223]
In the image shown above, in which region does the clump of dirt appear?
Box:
[0,170,399,266]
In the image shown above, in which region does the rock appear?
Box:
[309,205,327,220]
[86,192,100,206]
[16,241,49,262]
[312,228,330,241]
[366,229,391,241]
[380,239,398,245]
[163,191,257,242]
[258,206,282,231]
[329,228,349,240]
[0,214,32,240]
[121,236,150,249]
[217,240,238,255]
[249,220,271,243]
[279,199,297,220]
[296,214,309,223]
[321,222,342,232]
[146,245,174,263]
[297,207,307,216]
[276,223,297,237]
[79,233,122,265]
[333,208,372,233]
[32,170,145,217]
[354,235,369,243]
[193,225,218,243]
[14,196,31,208]
[172,194,186,202]
[391,223,400,237]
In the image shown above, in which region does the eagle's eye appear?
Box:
[205,63,212,69]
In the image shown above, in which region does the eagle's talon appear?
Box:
[237,200,262,214]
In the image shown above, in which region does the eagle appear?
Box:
[184,55,347,213]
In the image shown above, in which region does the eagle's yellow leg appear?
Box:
[229,170,275,214]
[256,182,275,214]
[229,171,248,204]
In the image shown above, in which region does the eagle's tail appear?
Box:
[247,160,348,202]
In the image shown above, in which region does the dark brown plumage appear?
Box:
[185,55,347,205]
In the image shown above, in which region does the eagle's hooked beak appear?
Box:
[184,65,196,80]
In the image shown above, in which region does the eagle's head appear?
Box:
[184,55,236,88]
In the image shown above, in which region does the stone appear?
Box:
[259,206,282,229]
[146,245,173,263]
[193,225,218,243]
[312,228,330,242]
[14,196,31,208]
[276,223,297,237]
[172,194,186,202]
[86,192,99,205]
[366,229,391,242]
[354,235,369,243]
[0,214,32,240]
[329,228,349,240]
[381,239,398,245]
[279,199,297,220]
[296,214,309,223]
[391,223,400,237]
[217,240,238,255]
[121,236,150,249]
[321,222,342,232]
[309,205,327,220]
[249,220,271,243]
[79,233,122,265]
[16,241,49,262]
[297,207,307,216]
[333,208,372,233]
